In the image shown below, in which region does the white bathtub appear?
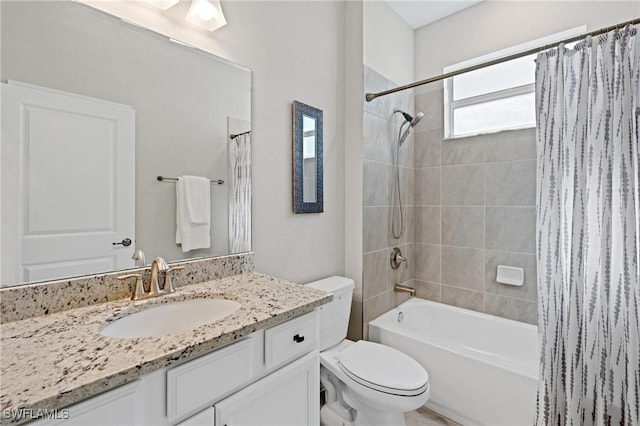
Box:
[369,298,538,426]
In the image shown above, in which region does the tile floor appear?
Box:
[405,407,461,426]
[321,390,460,425]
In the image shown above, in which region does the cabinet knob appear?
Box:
[293,334,305,343]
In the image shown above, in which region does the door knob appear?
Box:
[113,238,132,247]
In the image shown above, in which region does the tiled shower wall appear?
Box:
[358,67,538,339]
[412,84,538,325]
[359,66,415,339]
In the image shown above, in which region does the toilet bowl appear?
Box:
[307,276,430,426]
[321,340,430,425]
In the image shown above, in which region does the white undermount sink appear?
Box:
[100,298,241,338]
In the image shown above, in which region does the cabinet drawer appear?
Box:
[264,311,317,369]
[166,336,258,422]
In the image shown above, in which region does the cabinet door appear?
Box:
[33,381,142,426]
[215,351,319,426]
[176,407,215,426]
[166,334,260,422]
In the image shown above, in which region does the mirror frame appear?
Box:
[292,100,323,214]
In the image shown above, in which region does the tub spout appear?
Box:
[393,283,415,296]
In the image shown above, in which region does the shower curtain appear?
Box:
[535,25,639,425]
[228,132,251,253]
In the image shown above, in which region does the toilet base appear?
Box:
[320,391,407,426]
[343,388,407,426]
[353,408,406,426]
[320,404,354,426]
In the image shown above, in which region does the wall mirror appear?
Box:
[0,1,252,288]
[293,101,323,214]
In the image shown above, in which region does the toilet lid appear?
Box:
[337,341,429,396]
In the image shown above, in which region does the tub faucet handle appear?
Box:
[390,247,407,269]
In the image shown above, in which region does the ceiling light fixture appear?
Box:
[186,0,227,32]
[144,0,179,11]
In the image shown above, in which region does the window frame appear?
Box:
[443,26,586,139]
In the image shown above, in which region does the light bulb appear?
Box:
[193,1,217,21]
[186,0,227,32]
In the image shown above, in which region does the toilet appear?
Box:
[308,276,430,426]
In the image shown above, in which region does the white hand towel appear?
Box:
[182,175,211,224]
[176,175,211,252]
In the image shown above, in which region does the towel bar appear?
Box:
[157,176,224,185]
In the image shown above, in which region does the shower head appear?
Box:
[395,109,425,145]
[410,112,424,127]
[394,108,424,127]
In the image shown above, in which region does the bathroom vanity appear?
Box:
[0,272,331,425]
[40,312,318,426]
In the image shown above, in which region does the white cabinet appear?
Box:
[35,311,319,426]
[166,334,261,422]
[215,351,319,426]
[264,311,318,370]
[35,381,142,426]
[176,408,215,426]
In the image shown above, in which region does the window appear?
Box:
[444,26,586,139]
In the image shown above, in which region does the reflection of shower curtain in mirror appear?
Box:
[229,132,251,253]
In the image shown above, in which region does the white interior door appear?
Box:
[1,81,135,285]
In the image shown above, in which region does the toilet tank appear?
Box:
[307,276,354,351]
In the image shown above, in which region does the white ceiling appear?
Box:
[384,0,483,29]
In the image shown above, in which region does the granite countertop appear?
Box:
[0,272,331,423]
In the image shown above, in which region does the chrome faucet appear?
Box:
[149,257,169,297]
[117,257,185,301]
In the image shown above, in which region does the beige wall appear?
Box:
[415,0,640,79]
[344,0,365,340]
[364,0,414,86]
[82,0,347,284]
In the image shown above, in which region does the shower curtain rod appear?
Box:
[365,17,640,102]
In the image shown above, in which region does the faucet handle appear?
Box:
[162,265,185,294]
[117,273,146,301]
[390,247,407,269]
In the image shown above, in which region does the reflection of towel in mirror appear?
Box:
[176,175,211,252]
